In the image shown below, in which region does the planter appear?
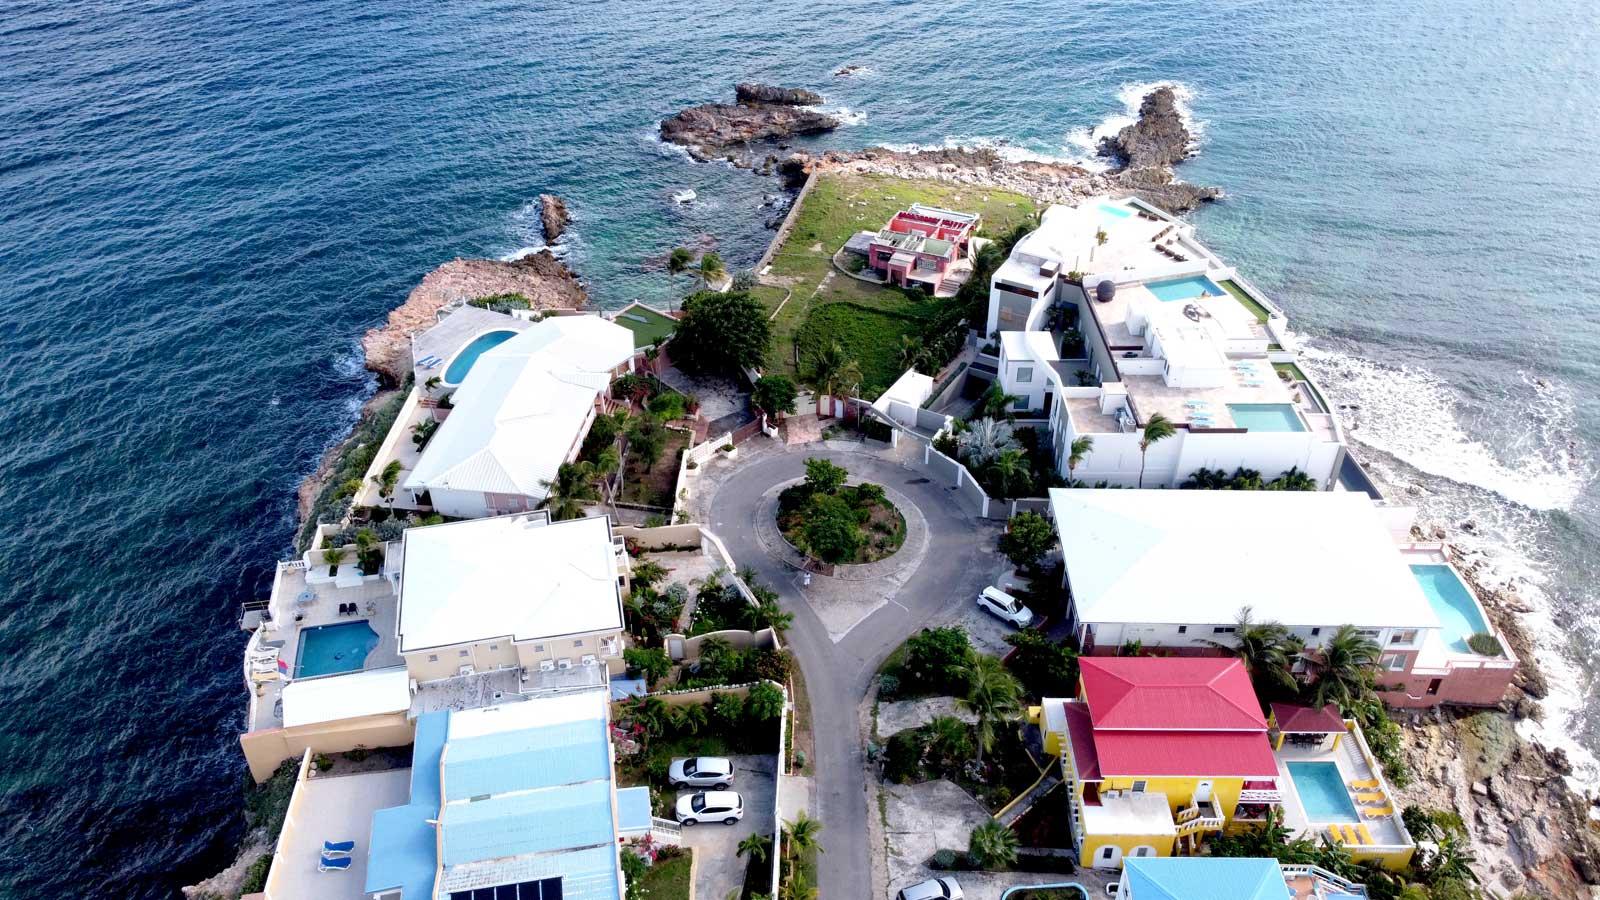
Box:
[722,446,739,460]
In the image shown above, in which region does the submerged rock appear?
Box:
[537,193,569,243]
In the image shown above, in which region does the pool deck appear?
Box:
[1274,729,1409,850]
[409,306,529,387]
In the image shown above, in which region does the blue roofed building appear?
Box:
[1118,857,1368,900]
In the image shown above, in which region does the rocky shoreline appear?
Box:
[660,82,839,164]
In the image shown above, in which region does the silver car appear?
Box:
[896,876,964,900]
[668,756,734,789]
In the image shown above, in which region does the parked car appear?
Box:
[976,586,1035,627]
[895,876,964,900]
[669,756,734,789]
[675,790,743,825]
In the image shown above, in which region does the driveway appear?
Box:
[703,442,1008,900]
[677,754,776,900]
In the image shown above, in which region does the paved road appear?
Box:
[705,446,1004,900]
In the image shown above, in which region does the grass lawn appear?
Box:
[615,302,678,349]
[760,173,1038,395]
[620,429,689,509]
[1219,279,1273,324]
[637,850,693,900]
[795,302,923,398]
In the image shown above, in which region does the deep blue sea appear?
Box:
[2,0,1597,895]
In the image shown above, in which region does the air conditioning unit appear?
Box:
[581,654,598,667]
[539,660,556,672]
[458,665,475,677]
[557,658,573,670]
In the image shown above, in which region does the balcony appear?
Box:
[1174,801,1224,836]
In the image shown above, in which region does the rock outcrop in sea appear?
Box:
[1100,85,1193,169]
[361,251,587,386]
[538,193,569,243]
[660,83,839,164]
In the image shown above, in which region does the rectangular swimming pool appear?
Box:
[295,620,379,679]
[1145,275,1225,302]
[1287,761,1359,823]
[1227,403,1307,432]
[1411,564,1491,652]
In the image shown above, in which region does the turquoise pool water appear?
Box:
[444,329,518,384]
[295,621,379,678]
[1288,761,1360,822]
[1227,403,1307,432]
[1411,564,1490,652]
[1097,202,1133,229]
[1146,275,1225,302]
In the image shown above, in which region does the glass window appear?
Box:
[1013,395,1029,411]
[1016,366,1033,383]
[428,654,438,662]
[1131,780,1148,793]
[1380,653,1406,671]
[1390,629,1419,645]
[458,650,469,658]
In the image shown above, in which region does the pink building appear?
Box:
[864,203,980,293]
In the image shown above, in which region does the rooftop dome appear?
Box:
[1095,280,1117,303]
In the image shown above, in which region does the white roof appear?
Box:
[872,368,934,413]
[1000,330,1060,365]
[1049,489,1440,630]
[447,687,607,740]
[995,199,1135,288]
[281,667,412,728]
[406,315,633,500]
[1081,791,1176,837]
[398,514,623,652]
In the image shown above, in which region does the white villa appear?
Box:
[985,196,1348,489]
[1048,488,1517,708]
[404,314,634,518]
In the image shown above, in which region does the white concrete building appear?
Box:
[985,196,1348,489]
[404,314,633,518]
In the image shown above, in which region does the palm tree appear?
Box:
[779,873,817,900]
[538,461,598,520]
[624,695,671,739]
[1426,834,1478,884]
[699,251,727,288]
[977,383,1023,421]
[323,546,346,577]
[809,342,862,408]
[372,459,404,500]
[966,820,1020,869]
[1066,435,1094,484]
[897,335,926,371]
[1136,412,1177,488]
[926,715,971,763]
[737,833,770,864]
[956,417,1018,468]
[667,247,692,279]
[985,448,1031,499]
[1204,606,1299,700]
[1270,465,1319,491]
[590,446,620,503]
[1302,625,1381,710]
[672,702,707,735]
[957,654,1023,764]
[783,811,823,869]
[751,598,794,635]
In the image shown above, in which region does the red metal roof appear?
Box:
[1092,729,1280,778]
[1269,702,1345,734]
[1061,701,1101,780]
[1080,657,1267,731]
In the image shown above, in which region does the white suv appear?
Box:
[976,586,1035,628]
[896,876,964,900]
[669,756,734,789]
[675,790,744,825]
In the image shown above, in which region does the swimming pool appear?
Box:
[295,621,379,678]
[1227,403,1306,432]
[1411,564,1490,652]
[1145,275,1225,302]
[1287,761,1360,823]
[1097,202,1134,228]
[443,329,518,384]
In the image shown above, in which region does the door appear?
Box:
[1095,845,1122,870]
[1194,780,1213,803]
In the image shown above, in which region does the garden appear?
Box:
[776,458,905,565]
[613,683,786,817]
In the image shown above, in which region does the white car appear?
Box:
[675,790,743,825]
[895,876,964,900]
[976,586,1035,628]
[668,756,734,789]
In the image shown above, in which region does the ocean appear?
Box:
[1,0,1596,895]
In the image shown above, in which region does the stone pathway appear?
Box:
[783,413,822,444]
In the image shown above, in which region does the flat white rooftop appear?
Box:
[398,514,623,653]
[281,666,412,728]
[1050,489,1439,630]
[1081,790,1176,837]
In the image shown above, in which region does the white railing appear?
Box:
[1238,789,1283,803]
[650,817,683,845]
[1281,864,1365,895]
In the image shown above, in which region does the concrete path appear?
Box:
[703,442,1008,900]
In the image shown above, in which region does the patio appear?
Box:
[353,389,434,513]
[1121,370,1302,431]
[1273,726,1409,850]
[268,766,413,900]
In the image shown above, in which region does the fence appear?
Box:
[664,627,781,662]
[905,436,1050,522]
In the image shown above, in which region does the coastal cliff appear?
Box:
[360,250,587,386]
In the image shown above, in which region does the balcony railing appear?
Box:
[1174,804,1225,836]
[1238,789,1283,803]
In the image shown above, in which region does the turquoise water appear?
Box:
[1288,761,1360,823]
[444,329,518,384]
[1411,564,1491,652]
[294,621,379,678]
[1097,202,1134,229]
[1227,403,1307,432]
[1146,275,1226,302]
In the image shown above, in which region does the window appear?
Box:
[1379,653,1407,671]
[573,639,584,647]
[1310,627,1321,637]
[1016,366,1034,383]
[458,650,469,658]
[1131,780,1148,793]
[1013,395,1029,411]
[427,654,438,662]
[489,644,499,651]
[1213,626,1236,634]
[534,644,545,652]
[1390,629,1419,645]
[1177,626,1187,634]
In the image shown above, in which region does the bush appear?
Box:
[801,493,861,563]
[1004,629,1079,700]
[904,627,972,695]
[752,374,799,416]
[877,673,901,698]
[998,512,1056,570]
[967,820,1020,869]
[1467,631,1502,656]
[929,849,961,871]
[647,391,688,421]
[671,290,772,375]
[624,647,672,686]
[883,730,926,784]
[240,854,272,894]
[860,416,893,442]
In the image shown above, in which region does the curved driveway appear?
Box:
[705,446,1004,900]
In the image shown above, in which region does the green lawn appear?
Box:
[1219,279,1274,324]
[760,173,1039,395]
[636,850,692,900]
[614,302,678,348]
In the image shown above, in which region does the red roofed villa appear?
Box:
[860,203,981,294]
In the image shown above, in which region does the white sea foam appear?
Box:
[821,105,867,126]
[875,135,1080,166]
[500,244,548,261]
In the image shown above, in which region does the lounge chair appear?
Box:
[1357,824,1376,845]
[1326,825,1344,845]
[1349,778,1380,790]
[1355,791,1388,804]
[1344,824,1364,845]
[323,839,356,856]
[319,855,353,872]
[1362,804,1394,819]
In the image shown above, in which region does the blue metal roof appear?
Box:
[441,780,615,866]
[1122,857,1290,900]
[364,711,450,900]
[614,786,653,833]
[443,717,610,800]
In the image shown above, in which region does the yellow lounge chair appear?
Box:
[1349,778,1380,790]
[1362,804,1394,818]
[1327,824,1345,844]
[1357,824,1376,845]
[1354,791,1388,804]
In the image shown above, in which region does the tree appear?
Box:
[751,374,798,417]
[1067,436,1094,484]
[539,461,597,520]
[623,647,671,686]
[808,342,862,401]
[699,251,727,287]
[1268,465,1319,491]
[1003,628,1079,699]
[926,715,972,762]
[1421,834,1478,885]
[966,820,1020,869]
[984,448,1031,499]
[627,415,667,469]
[803,457,849,494]
[671,702,707,735]
[998,512,1056,569]
[957,417,1018,468]
[783,811,823,862]
[738,834,771,864]
[905,627,973,695]
[958,654,1023,764]
[1203,606,1300,701]
[323,546,346,577]
[1137,412,1177,488]
[898,334,926,370]
[372,458,403,500]
[667,246,693,277]
[623,695,670,739]
[977,383,1023,421]
[746,681,785,722]
[1302,625,1381,710]
[751,598,794,635]
[800,493,860,563]
[671,290,772,375]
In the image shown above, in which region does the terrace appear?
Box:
[611,302,679,350]
[263,754,414,900]
[1272,720,1414,864]
[353,386,433,513]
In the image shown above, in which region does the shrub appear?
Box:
[752,374,799,416]
[883,730,926,784]
[904,627,972,695]
[998,512,1056,570]
[967,820,1020,869]
[240,854,272,894]
[800,493,861,563]
[710,691,745,726]
[624,647,672,686]
[746,681,786,722]
[1004,628,1079,699]
[647,391,688,421]
[803,457,849,494]
[860,416,893,442]
[1467,631,1502,656]
[929,849,961,870]
[877,673,901,698]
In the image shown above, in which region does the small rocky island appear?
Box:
[660,82,839,163]
[538,193,569,243]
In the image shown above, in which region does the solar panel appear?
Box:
[451,877,563,900]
